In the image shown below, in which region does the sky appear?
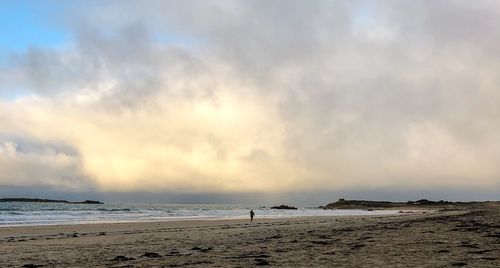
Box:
[0,0,499,204]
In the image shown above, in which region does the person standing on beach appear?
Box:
[250,209,255,222]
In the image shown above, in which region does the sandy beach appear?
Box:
[0,203,498,267]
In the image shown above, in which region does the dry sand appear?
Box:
[0,203,498,267]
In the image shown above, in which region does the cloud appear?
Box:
[0,135,90,190]
[0,1,499,195]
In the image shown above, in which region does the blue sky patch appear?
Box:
[0,1,70,53]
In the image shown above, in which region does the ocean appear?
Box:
[0,202,399,227]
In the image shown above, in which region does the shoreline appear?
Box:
[0,212,416,238]
[1,204,497,267]
[0,207,411,228]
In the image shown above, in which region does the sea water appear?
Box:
[0,202,399,227]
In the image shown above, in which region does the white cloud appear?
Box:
[0,138,89,190]
[0,1,499,194]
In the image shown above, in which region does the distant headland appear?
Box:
[321,198,492,209]
[0,198,104,204]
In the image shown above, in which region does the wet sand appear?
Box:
[0,203,498,267]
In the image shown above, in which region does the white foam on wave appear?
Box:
[0,202,400,227]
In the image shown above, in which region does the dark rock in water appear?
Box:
[191,246,202,251]
[78,200,104,204]
[111,255,135,262]
[451,262,467,267]
[142,252,161,258]
[98,232,107,236]
[270,205,297,210]
[22,264,42,268]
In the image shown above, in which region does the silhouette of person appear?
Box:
[250,209,255,222]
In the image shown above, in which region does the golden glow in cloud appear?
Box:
[1,68,499,193]
[1,70,309,193]
[1,1,500,194]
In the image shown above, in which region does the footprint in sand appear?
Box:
[111,255,135,262]
[142,252,162,258]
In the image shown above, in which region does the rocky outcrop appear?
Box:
[0,198,104,204]
[323,198,482,209]
[270,205,298,210]
[78,200,104,204]
[323,199,403,209]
